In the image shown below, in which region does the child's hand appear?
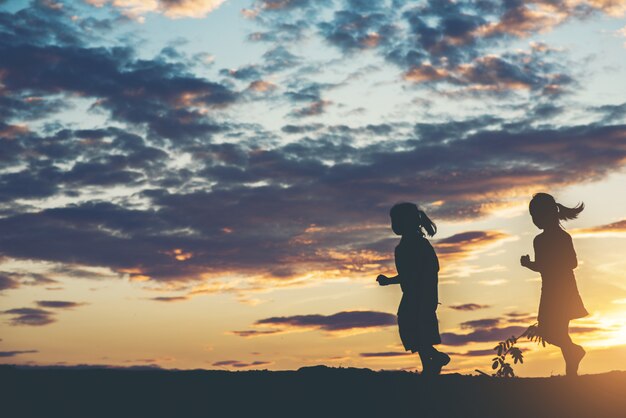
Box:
[520,255,531,267]
[376,274,389,286]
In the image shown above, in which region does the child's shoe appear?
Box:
[428,351,451,375]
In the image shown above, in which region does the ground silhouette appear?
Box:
[2,365,625,418]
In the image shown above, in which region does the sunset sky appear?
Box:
[1,0,626,376]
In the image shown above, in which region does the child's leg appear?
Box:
[417,349,432,374]
[545,319,585,376]
[559,320,585,376]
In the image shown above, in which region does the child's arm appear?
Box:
[520,255,541,272]
[520,237,542,272]
[376,274,400,286]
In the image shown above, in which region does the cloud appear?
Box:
[1,119,625,285]
[441,325,527,346]
[441,312,601,346]
[572,219,626,238]
[211,359,271,368]
[246,0,622,97]
[403,49,573,97]
[247,80,278,93]
[254,310,397,331]
[460,318,501,330]
[35,301,86,309]
[0,7,238,142]
[291,100,331,117]
[221,46,300,82]
[570,326,602,334]
[359,351,411,358]
[0,274,20,292]
[253,0,326,12]
[318,8,398,53]
[0,350,39,358]
[232,310,397,338]
[86,0,227,20]
[0,0,624,298]
[594,102,626,123]
[229,329,282,337]
[2,308,56,326]
[150,296,189,302]
[435,231,510,260]
[2,300,87,326]
[440,311,546,345]
[448,303,491,311]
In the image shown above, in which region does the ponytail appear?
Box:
[556,202,584,221]
[530,193,584,225]
[390,202,437,237]
[418,209,437,237]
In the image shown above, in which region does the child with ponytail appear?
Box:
[377,203,450,375]
[521,193,588,376]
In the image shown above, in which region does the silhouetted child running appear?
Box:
[520,193,588,376]
[377,203,450,375]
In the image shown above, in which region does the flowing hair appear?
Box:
[556,202,585,221]
[417,208,437,237]
[530,193,584,223]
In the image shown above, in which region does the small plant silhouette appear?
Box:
[478,323,544,378]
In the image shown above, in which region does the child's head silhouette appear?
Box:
[529,193,584,230]
[390,203,437,237]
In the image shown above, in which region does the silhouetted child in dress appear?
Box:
[377,203,450,375]
[521,193,588,376]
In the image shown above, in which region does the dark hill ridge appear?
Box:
[1,365,625,418]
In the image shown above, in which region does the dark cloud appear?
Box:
[435,231,509,260]
[0,0,97,48]
[0,4,237,142]
[2,308,56,326]
[150,296,189,302]
[246,0,616,96]
[0,1,624,294]
[503,312,537,324]
[359,351,411,357]
[460,318,501,330]
[441,325,527,346]
[254,0,329,12]
[0,272,58,289]
[254,310,397,331]
[281,123,324,134]
[0,119,624,283]
[443,317,601,346]
[220,46,299,83]
[570,326,602,334]
[230,330,282,337]
[594,102,626,123]
[291,100,331,118]
[318,9,398,53]
[3,300,87,326]
[211,359,271,368]
[35,301,85,309]
[0,350,39,358]
[220,66,263,81]
[0,274,20,292]
[448,303,490,311]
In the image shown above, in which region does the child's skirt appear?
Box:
[538,270,588,344]
[397,294,441,352]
